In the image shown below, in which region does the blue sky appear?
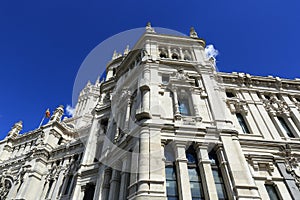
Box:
[0,0,299,139]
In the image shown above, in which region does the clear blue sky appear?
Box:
[0,0,299,139]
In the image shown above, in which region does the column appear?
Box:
[172,88,180,117]
[179,48,183,60]
[221,135,260,199]
[216,146,235,200]
[282,95,300,130]
[190,88,201,120]
[101,168,112,200]
[173,142,192,200]
[81,116,100,165]
[119,157,130,200]
[142,89,150,112]
[195,144,218,200]
[287,117,300,137]
[138,126,150,193]
[51,165,69,198]
[125,98,132,131]
[149,127,165,196]
[108,168,121,200]
[161,140,167,196]
[19,144,26,155]
[256,103,282,140]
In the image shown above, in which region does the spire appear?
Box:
[124,45,130,56]
[112,50,118,60]
[146,22,155,33]
[7,121,23,138]
[190,27,198,38]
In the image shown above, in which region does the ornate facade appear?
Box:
[1,24,300,200]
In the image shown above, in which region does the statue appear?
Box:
[190,27,198,38]
[146,22,155,33]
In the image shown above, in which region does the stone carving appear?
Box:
[0,177,12,200]
[263,96,290,116]
[226,98,248,114]
[277,144,300,189]
[172,69,189,81]
[190,27,198,38]
[45,162,61,181]
[35,132,45,147]
[145,22,155,33]
[236,73,253,87]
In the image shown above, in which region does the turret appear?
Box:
[7,121,23,139]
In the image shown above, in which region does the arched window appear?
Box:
[186,146,204,200]
[171,53,179,60]
[209,151,228,200]
[159,48,168,58]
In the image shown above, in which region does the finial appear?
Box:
[112,50,118,60]
[7,121,23,138]
[95,76,100,85]
[146,22,155,33]
[190,27,198,38]
[124,45,130,56]
[86,80,91,86]
[50,105,64,122]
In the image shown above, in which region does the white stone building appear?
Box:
[0,23,300,200]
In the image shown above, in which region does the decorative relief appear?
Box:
[277,144,300,189]
[221,73,300,91]
[0,176,12,200]
[226,98,248,114]
[262,96,291,116]
[247,155,274,175]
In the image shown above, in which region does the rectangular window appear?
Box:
[236,113,250,134]
[64,175,73,195]
[209,152,228,200]
[165,166,179,200]
[162,75,169,84]
[277,116,294,138]
[188,168,204,200]
[46,180,54,199]
[265,185,280,200]
[178,97,191,116]
[226,91,235,98]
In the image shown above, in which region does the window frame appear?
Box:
[236,113,251,134]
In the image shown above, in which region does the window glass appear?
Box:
[277,116,294,138]
[186,153,196,164]
[209,151,228,200]
[162,75,169,84]
[178,98,190,116]
[265,185,280,200]
[165,166,178,199]
[236,113,250,133]
[226,91,235,98]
